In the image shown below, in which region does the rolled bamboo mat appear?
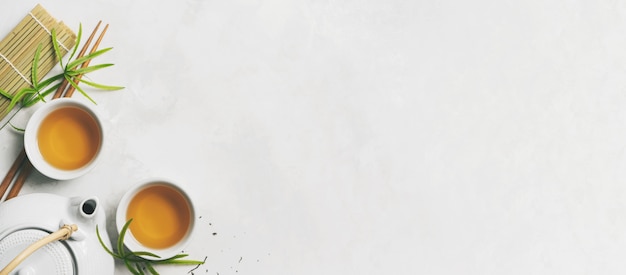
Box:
[0,4,76,121]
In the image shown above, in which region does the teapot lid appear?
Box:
[0,229,74,274]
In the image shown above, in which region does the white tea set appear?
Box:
[0,99,195,274]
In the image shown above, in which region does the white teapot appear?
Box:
[0,193,114,274]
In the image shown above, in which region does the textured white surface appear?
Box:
[2,0,626,274]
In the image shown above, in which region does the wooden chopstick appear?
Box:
[6,161,32,199]
[0,22,107,202]
[0,150,26,201]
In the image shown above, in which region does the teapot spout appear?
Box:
[65,196,102,241]
[78,197,99,219]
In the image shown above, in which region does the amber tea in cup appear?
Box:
[38,106,101,170]
[24,98,104,180]
[116,179,195,258]
[126,184,192,248]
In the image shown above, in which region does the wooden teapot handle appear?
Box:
[0,224,78,275]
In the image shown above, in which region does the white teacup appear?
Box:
[24,98,103,180]
[116,178,195,259]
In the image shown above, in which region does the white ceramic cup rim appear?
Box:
[116,178,195,260]
[24,98,103,180]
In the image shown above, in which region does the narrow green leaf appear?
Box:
[68,23,82,62]
[7,88,36,113]
[124,259,141,275]
[155,254,189,263]
[159,259,206,265]
[32,44,42,89]
[122,255,146,263]
[136,263,145,275]
[65,75,97,105]
[67,47,113,69]
[0,89,12,100]
[21,93,34,105]
[24,83,60,107]
[77,77,124,91]
[122,255,161,263]
[96,225,123,259]
[9,123,24,132]
[118,218,133,257]
[131,251,162,259]
[51,28,64,68]
[32,87,45,105]
[68,63,115,75]
[39,83,62,98]
[96,219,204,274]
[37,73,64,89]
[145,262,158,275]
[20,90,44,107]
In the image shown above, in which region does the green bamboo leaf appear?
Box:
[154,254,188,263]
[32,44,42,89]
[7,88,36,113]
[67,47,113,69]
[68,63,114,75]
[32,87,45,106]
[96,225,123,259]
[96,218,204,274]
[145,263,158,275]
[68,23,82,63]
[39,83,62,98]
[11,88,35,102]
[21,92,37,106]
[131,251,162,259]
[0,89,12,100]
[123,255,148,263]
[23,83,60,107]
[9,123,24,132]
[77,77,124,91]
[118,218,133,257]
[136,263,145,275]
[37,73,64,89]
[124,259,141,275]
[159,259,206,265]
[28,89,53,105]
[51,28,64,68]
[65,75,97,105]
[21,94,33,105]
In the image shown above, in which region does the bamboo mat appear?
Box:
[0,4,75,121]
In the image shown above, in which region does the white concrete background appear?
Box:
[2,0,626,274]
